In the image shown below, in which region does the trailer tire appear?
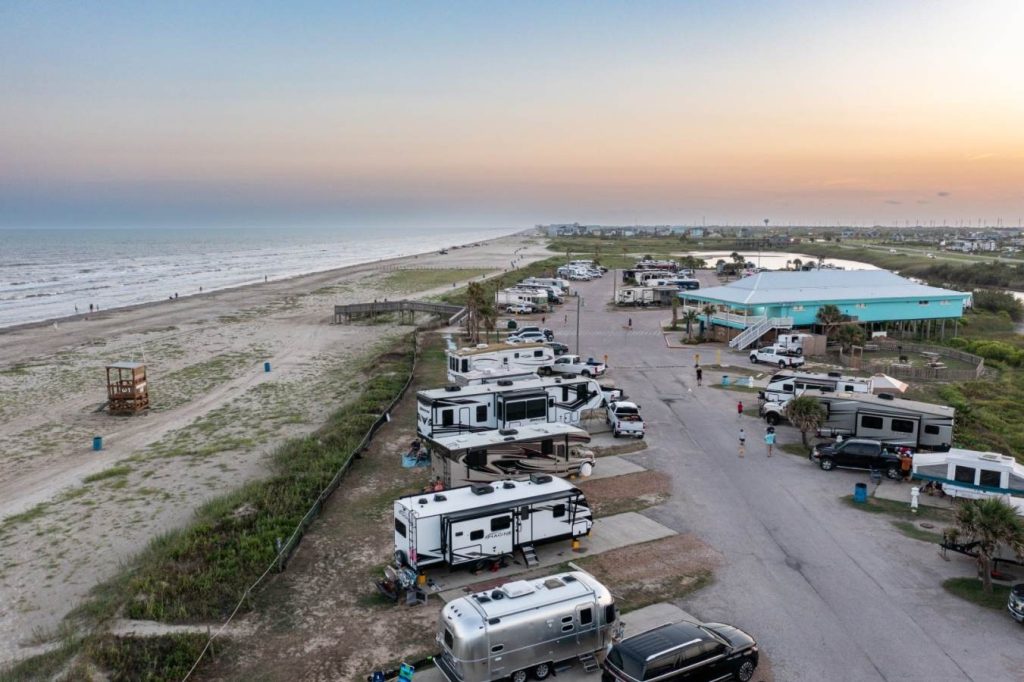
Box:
[533,662,551,679]
[511,670,528,682]
[778,360,786,368]
[765,413,780,426]
[886,466,900,480]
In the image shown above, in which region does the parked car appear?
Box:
[549,354,606,378]
[506,303,535,314]
[749,345,805,368]
[811,438,903,479]
[1009,583,1024,623]
[606,401,644,439]
[545,341,570,356]
[602,619,758,682]
[508,331,547,344]
[509,327,554,342]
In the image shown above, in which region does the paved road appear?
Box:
[560,272,1024,682]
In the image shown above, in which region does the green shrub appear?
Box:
[88,634,208,682]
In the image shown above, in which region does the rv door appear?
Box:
[447,514,515,565]
[575,602,598,649]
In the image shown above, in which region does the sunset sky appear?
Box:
[2,1,1023,229]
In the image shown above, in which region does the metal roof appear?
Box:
[428,423,588,450]
[451,342,548,357]
[395,476,579,517]
[684,270,969,306]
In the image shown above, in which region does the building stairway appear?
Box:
[728,316,795,350]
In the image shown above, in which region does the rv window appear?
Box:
[579,607,593,625]
[444,629,454,649]
[562,386,570,402]
[541,439,553,455]
[442,409,454,426]
[576,384,588,401]
[842,384,856,392]
[490,516,512,531]
[519,508,530,520]
[476,405,487,422]
[860,415,884,430]
[979,469,1001,488]
[395,519,407,538]
[466,449,487,468]
[782,383,794,393]
[490,644,504,653]
[552,504,566,518]
[954,466,975,484]
[561,615,573,624]
[891,419,915,434]
[525,398,547,419]
[506,401,527,421]
[605,604,616,623]
[514,352,520,359]
[461,359,469,372]
[924,425,940,435]
[534,350,544,357]
[562,623,574,632]
[470,530,484,541]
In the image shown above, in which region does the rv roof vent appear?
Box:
[433,494,447,502]
[497,380,514,386]
[474,594,491,603]
[543,578,565,590]
[471,484,495,496]
[562,574,578,582]
[827,372,842,378]
[877,393,895,400]
[498,428,519,436]
[530,474,553,485]
[553,378,562,383]
[502,481,515,489]
[476,343,488,349]
[501,581,536,598]
[417,497,428,505]
[490,590,505,600]
[443,385,462,392]
[503,436,515,442]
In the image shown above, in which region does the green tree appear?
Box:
[784,396,826,450]
[815,304,845,337]
[949,497,1024,594]
[464,282,489,343]
[792,258,803,270]
[682,310,700,340]
[834,324,866,352]
[701,304,717,339]
[671,294,679,329]
[730,251,745,265]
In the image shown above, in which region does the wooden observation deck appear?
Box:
[106,362,150,415]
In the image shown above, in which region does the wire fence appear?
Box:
[181,331,421,680]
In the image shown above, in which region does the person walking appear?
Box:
[738,428,746,457]
[900,449,913,481]
[764,428,776,457]
[695,365,703,387]
[627,317,632,329]
[737,400,744,417]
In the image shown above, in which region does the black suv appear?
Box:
[602,619,758,682]
[811,438,902,479]
[545,341,570,356]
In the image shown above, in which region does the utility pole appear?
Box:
[575,295,582,355]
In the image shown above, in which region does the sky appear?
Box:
[2,1,1023,229]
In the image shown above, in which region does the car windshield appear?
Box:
[698,625,729,645]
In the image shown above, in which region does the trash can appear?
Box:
[721,375,730,386]
[854,482,868,503]
[506,320,517,330]
[264,361,271,372]
[92,436,103,451]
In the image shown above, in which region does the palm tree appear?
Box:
[785,260,792,271]
[464,282,488,343]
[682,310,700,340]
[815,304,844,338]
[730,251,745,265]
[792,258,803,271]
[701,304,717,339]
[834,323,866,352]
[949,497,1024,594]
[671,294,680,329]
[784,396,826,451]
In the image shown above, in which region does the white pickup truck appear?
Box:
[749,345,805,368]
[548,354,606,377]
[607,401,645,438]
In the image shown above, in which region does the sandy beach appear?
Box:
[0,231,549,663]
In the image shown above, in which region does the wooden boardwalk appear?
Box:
[333,300,466,325]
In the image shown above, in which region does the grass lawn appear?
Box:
[841,493,954,524]
[943,577,1012,611]
[781,442,812,458]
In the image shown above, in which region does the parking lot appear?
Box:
[559,271,1024,682]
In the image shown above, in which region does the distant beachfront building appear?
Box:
[680,270,970,349]
[947,237,997,252]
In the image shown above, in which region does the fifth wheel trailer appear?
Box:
[815,392,954,450]
[393,475,592,571]
[416,376,603,439]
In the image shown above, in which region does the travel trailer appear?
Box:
[912,449,1024,511]
[451,368,539,387]
[634,270,676,285]
[429,423,595,487]
[417,376,604,439]
[516,284,563,304]
[616,287,656,306]
[496,288,549,311]
[814,392,955,450]
[759,370,872,404]
[522,276,570,292]
[393,475,592,571]
[436,571,617,682]
[447,343,555,383]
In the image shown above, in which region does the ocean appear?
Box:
[0,225,519,329]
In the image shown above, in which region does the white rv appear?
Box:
[429,423,595,487]
[393,475,593,571]
[759,370,871,404]
[616,287,656,306]
[522,276,570,292]
[447,343,555,384]
[816,392,955,450]
[634,270,675,285]
[436,571,618,682]
[496,288,549,310]
[913,449,1024,511]
[417,376,604,439]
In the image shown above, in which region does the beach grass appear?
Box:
[377,267,492,293]
[437,256,566,306]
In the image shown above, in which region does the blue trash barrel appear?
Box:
[264,361,271,372]
[854,482,868,503]
[92,436,103,451]
[721,375,730,386]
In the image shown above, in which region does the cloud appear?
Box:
[937,191,951,197]
[967,152,998,161]
[885,199,902,205]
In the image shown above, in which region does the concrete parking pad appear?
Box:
[429,511,676,598]
[587,455,646,480]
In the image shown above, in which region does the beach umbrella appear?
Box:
[871,373,909,394]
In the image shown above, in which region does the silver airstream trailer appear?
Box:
[436,571,617,682]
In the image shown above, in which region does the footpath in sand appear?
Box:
[0,233,550,663]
